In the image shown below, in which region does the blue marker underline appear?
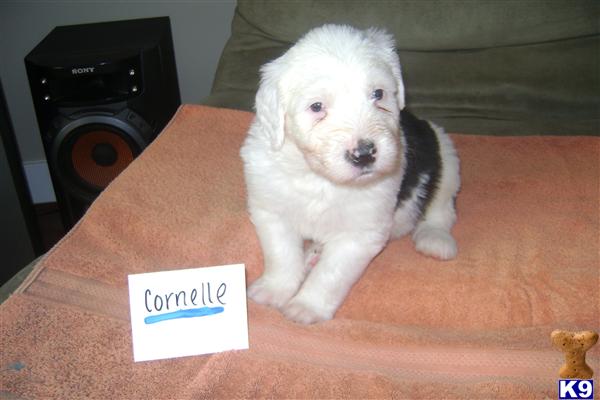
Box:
[144,306,224,324]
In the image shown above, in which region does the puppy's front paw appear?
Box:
[247,276,298,309]
[414,227,457,260]
[283,296,333,324]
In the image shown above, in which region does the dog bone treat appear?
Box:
[551,329,598,379]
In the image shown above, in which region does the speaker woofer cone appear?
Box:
[51,115,145,200]
[69,128,134,189]
[92,142,119,167]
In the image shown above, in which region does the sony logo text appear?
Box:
[71,67,95,75]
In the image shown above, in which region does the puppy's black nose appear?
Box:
[346,139,376,168]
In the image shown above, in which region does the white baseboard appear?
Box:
[23,160,56,204]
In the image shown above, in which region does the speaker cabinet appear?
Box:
[25,17,180,229]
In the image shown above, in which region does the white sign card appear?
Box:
[128,264,248,362]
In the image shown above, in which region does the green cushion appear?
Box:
[206,0,599,135]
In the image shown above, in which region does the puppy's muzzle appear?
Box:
[346,139,377,168]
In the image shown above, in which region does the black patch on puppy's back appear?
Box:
[396,109,442,216]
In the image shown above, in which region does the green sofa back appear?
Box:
[205,0,599,135]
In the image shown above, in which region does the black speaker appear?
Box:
[25,17,180,229]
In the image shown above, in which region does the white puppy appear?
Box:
[240,25,460,324]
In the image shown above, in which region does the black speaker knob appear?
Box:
[91,142,118,166]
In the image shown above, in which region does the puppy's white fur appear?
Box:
[241,25,460,324]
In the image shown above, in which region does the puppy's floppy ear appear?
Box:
[254,59,286,150]
[366,28,406,110]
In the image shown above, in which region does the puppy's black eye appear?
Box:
[310,102,323,112]
[372,89,384,101]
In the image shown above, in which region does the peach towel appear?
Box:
[1,105,598,399]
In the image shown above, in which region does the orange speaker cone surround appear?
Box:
[70,130,134,189]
